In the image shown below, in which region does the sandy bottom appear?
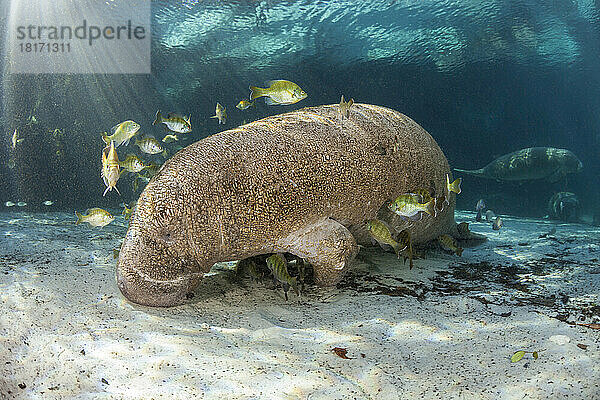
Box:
[1,211,599,399]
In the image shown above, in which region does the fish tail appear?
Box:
[424,199,436,217]
[75,211,83,225]
[249,86,265,100]
[101,132,109,144]
[451,177,462,194]
[153,110,162,126]
[456,247,464,257]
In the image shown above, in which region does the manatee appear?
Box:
[454,147,582,182]
[117,104,477,307]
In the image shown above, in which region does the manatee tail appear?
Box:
[453,168,486,178]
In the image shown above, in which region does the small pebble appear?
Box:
[549,335,570,345]
[18,383,26,389]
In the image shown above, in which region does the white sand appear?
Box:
[1,210,599,399]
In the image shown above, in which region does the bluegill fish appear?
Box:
[266,253,299,300]
[236,100,255,110]
[135,136,165,156]
[119,154,146,173]
[153,111,191,134]
[389,193,436,221]
[75,208,114,227]
[445,174,462,205]
[121,202,135,220]
[101,141,120,196]
[476,199,486,211]
[339,95,354,119]
[366,219,406,258]
[492,216,503,230]
[438,234,463,256]
[457,222,470,236]
[211,102,227,125]
[101,120,140,147]
[249,80,307,106]
[11,128,24,149]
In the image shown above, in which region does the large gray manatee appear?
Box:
[117,104,469,307]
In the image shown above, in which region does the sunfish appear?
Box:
[455,147,582,182]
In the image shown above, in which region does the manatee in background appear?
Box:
[454,147,582,182]
[117,104,478,307]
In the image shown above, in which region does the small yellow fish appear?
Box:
[121,202,135,220]
[249,80,307,106]
[366,219,406,258]
[11,129,24,150]
[438,234,463,256]
[75,208,114,227]
[339,95,354,119]
[211,102,227,124]
[101,120,140,147]
[135,136,165,156]
[101,141,120,196]
[162,134,179,143]
[266,253,299,300]
[389,194,436,221]
[153,111,191,134]
[119,154,146,173]
[236,100,255,110]
[445,174,462,204]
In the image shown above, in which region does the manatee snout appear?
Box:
[116,227,202,307]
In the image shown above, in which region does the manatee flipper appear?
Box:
[453,168,486,178]
[546,169,566,183]
[275,218,359,286]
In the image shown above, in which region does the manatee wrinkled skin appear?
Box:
[117,104,463,307]
[454,147,583,182]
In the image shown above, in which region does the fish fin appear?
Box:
[424,199,436,217]
[451,177,462,194]
[210,115,218,119]
[264,97,278,106]
[456,247,464,257]
[162,150,169,158]
[103,186,110,196]
[409,213,423,222]
[266,80,285,87]
[153,110,162,126]
[249,86,264,100]
[101,132,109,144]
[114,186,121,196]
[110,124,121,135]
[348,99,354,107]
[340,95,344,104]
[290,277,299,296]
[75,211,82,225]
